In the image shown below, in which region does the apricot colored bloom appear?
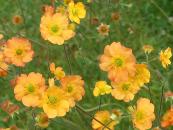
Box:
[93,81,112,96]
[36,113,49,128]
[97,23,110,36]
[99,42,136,83]
[0,52,8,77]
[111,80,139,102]
[92,110,116,130]
[161,108,173,128]
[142,45,154,54]
[14,72,46,107]
[42,86,71,118]
[130,98,155,130]
[132,64,150,87]
[12,15,23,25]
[40,6,75,45]
[160,47,172,68]
[49,62,65,80]
[68,1,86,24]
[4,37,34,67]
[60,75,85,103]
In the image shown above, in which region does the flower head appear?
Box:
[92,110,116,130]
[12,15,23,25]
[142,45,154,54]
[111,79,139,102]
[60,75,85,104]
[36,113,49,128]
[68,1,86,24]
[93,81,112,96]
[40,6,75,45]
[161,108,173,128]
[130,98,155,130]
[160,47,172,68]
[132,64,150,87]
[97,23,110,36]
[14,72,46,107]
[0,52,8,77]
[42,86,71,118]
[49,62,65,80]
[4,37,34,67]
[99,42,136,83]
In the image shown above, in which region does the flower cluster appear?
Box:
[98,42,150,102]
[12,62,85,120]
[40,0,86,45]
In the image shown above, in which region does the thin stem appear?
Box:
[76,105,111,130]
[157,83,165,126]
[17,0,27,34]
[98,96,102,111]
[63,44,72,75]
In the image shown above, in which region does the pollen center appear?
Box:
[67,84,73,93]
[122,84,130,91]
[136,111,144,121]
[27,84,35,93]
[16,49,23,55]
[48,96,58,104]
[114,58,123,67]
[51,25,59,33]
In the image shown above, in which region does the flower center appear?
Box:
[48,96,58,104]
[136,111,144,121]
[114,58,123,67]
[100,26,108,32]
[16,49,23,55]
[27,84,35,93]
[72,8,78,16]
[67,84,73,93]
[122,84,130,91]
[51,25,59,33]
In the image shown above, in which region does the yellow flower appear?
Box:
[99,42,136,83]
[111,80,139,102]
[93,81,112,96]
[130,98,155,130]
[36,113,49,128]
[142,45,154,54]
[40,6,75,45]
[92,110,116,130]
[60,75,85,105]
[160,47,172,68]
[97,23,110,36]
[49,62,65,80]
[68,1,86,24]
[132,64,150,87]
[0,34,4,40]
[14,72,46,107]
[42,86,71,118]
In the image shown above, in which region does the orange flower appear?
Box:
[130,98,155,130]
[0,52,8,77]
[142,45,154,54]
[161,108,173,128]
[14,72,46,107]
[42,86,71,118]
[92,110,116,130]
[4,37,34,67]
[40,6,75,45]
[99,42,136,83]
[60,75,85,104]
[36,113,49,128]
[97,23,110,36]
[49,62,65,80]
[111,79,139,102]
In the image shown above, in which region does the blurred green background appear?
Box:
[0,0,173,129]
